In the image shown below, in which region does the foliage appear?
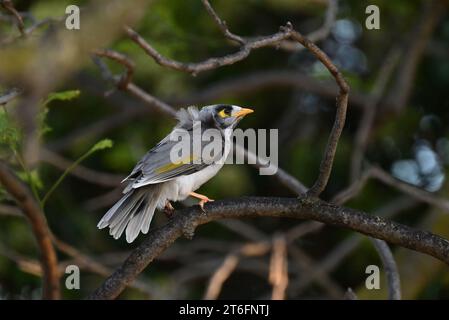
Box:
[0,0,448,300]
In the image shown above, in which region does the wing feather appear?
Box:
[123,112,225,189]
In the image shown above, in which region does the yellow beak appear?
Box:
[234,108,254,118]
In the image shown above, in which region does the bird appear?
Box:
[97,104,254,243]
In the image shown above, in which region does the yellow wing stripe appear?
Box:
[155,155,197,174]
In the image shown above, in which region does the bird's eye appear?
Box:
[218,107,232,118]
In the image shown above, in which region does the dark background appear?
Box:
[1,0,449,299]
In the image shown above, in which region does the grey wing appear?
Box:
[123,127,224,190]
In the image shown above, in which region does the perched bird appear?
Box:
[97,104,254,243]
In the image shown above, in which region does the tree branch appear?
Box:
[92,49,135,90]
[111,23,349,197]
[203,253,239,300]
[0,0,25,36]
[332,166,449,211]
[289,196,418,296]
[40,148,123,187]
[370,238,401,300]
[200,0,245,45]
[289,31,349,196]
[0,161,60,299]
[124,24,292,76]
[0,88,21,105]
[269,235,289,300]
[92,51,308,196]
[88,196,449,299]
[385,0,446,113]
[350,47,401,182]
[277,0,338,51]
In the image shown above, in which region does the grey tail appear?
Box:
[97,186,161,243]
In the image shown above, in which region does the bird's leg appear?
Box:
[189,191,214,212]
[164,200,175,218]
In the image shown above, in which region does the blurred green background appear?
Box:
[1,0,449,299]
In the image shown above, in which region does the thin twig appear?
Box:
[200,0,245,45]
[0,203,22,216]
[0,16,54,46]
[41,141,113,207]
[92,50,308,196]
[369,238,401,300]
[124,24,292,76]
[288,245,343,298]
[289,31,349,197]
[203,254,239,300]
[370,166,449,211]
[331,168,374,205]
[234,144,308,194]
[0,88,21,105]
[344,288,358,300]
[269,235,288,300]
[278,0,338,51]
[385,0,446,113]
[350,48,401,182]
[92,49,135,90]
[40,148,123,187]
[121,23,349,197]
[332,166,449,211]
[1,0,25,36]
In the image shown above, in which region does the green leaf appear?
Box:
[43,89,81,106]
[90,139,114,153]
[38,89,81,138]
[37,107,51,137]
[17,169,44,191]
[0,108,21,150]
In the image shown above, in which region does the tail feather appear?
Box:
[97,192,132,229]
[97,186,162,243]
[141,194,158,234]
[126,201,147,242]
[112,195,145,240]
[109,193,145,229]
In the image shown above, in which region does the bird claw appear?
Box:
[164,201,175,219]
[189,192,214,214]
[198,198,214,214]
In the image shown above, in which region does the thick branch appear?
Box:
[89,196,449,299]
[289,196,418,296]
[0,161,60,299]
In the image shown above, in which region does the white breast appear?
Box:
[171,128,233,201]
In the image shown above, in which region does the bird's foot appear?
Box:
[198,198,214,213]
[164,201,175,218]
[189,191,214,213]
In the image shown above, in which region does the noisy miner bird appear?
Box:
[97,104,254,243]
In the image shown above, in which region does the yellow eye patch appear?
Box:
[218,109,229,118]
